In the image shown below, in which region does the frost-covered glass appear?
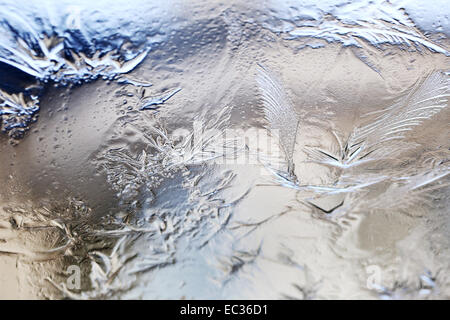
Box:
[0,0,449,299]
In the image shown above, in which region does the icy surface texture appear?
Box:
[0,0,449,299]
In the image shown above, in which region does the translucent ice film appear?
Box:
[0,0,449,299]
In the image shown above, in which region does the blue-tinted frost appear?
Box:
[0,0,448,139]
